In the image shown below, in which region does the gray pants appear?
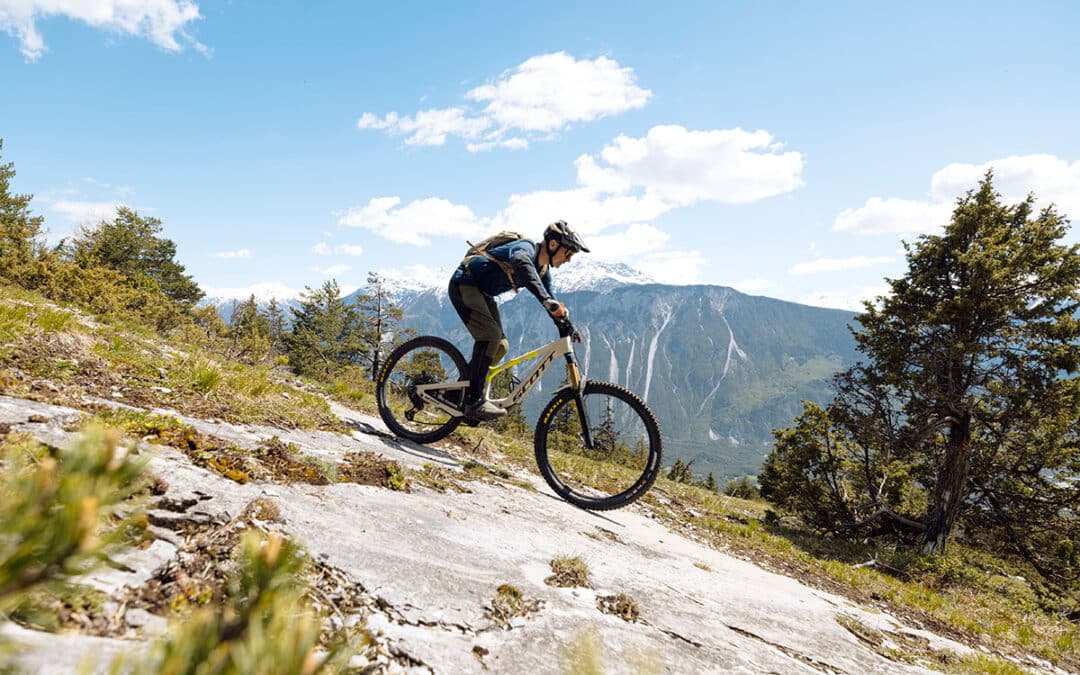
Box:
[448,281,509,363]
[449,280,511,403]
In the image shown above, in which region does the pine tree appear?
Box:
[61,206,203,308]
[284,280,365,379]
[0,139,46,285]
[229,294,272,363]
[264,297,287,354]
[667,458,695,484]
[490,370,528,438]
[354,272,407,380]
[762,173,1080,583]
[594,398,618,454]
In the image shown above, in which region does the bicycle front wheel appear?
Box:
[377,336,468,444]
[534,380,663,511]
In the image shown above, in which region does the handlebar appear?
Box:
[554,316,582,343]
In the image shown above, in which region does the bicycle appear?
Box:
[376,317,663,510]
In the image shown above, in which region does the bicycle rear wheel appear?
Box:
[534,380,663,511]
[377,336,468,444]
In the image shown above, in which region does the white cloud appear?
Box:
[202,281,301,302]
[491,186,672,237]
[590,126,805,206]
[338,196,486,246]
[835,154,1080,236]
[465,51,651,133]
[488,125,804,237]
[334,243,364,256]
[723,278,776,294]
[1,0,206,62]
[358,108,490,147]
[795,285,891,312]
[635,250,707,285]
[466,137,529,153]
[930,154,1080,218]
[788,255,895,275]
[212,248,251,259]
[834,197,953,236]
[312,264,351,276]
[49,199,122,225]
[586,223,670,259]
[312,242,364,256]
[358,52,650,150]
[347,124,805,269]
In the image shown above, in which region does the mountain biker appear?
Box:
[448,220,589,420]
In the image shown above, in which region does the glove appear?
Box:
[543,298,568,320]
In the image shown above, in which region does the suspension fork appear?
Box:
[565,354,594,448]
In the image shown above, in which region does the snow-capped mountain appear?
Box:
[550,259,656,294]
[394,283,859,478]
[373,265,455,299]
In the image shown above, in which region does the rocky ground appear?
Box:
[0,392,1028,674]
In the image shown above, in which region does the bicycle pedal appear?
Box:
[462,418,481,427]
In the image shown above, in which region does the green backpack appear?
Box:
[460,231,528,291]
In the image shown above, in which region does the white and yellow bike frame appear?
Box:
[415,334,584,419]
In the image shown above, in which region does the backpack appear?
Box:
[459,231,528,291]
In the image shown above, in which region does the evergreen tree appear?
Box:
[594,398,618,454]
[724,476,759,499]
[491,370,528,438]
[705,472,717,492]
[230,294,272,363]
[762,174,1080,583]
[0,139,46,285]
[354,272,407,380]
[264,297,288,354]
[550,391,584,453]
[284,280,365,379]
[62,206,203,308]
[667,458,695,484]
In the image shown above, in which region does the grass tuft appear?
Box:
[546,555,591,588]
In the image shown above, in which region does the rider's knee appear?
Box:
[489,338,509,363]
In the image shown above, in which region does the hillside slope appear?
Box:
[0,393,971,673]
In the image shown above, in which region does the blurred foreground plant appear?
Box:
[132,531,351,675]
[0,425,147,604]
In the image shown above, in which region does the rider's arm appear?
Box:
[510,248,554,305]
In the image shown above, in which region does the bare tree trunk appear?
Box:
[921,415,971,554]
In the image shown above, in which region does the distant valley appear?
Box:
[209,260,860,478]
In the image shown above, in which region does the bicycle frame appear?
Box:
[414,335,583,419]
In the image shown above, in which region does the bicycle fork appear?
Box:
[565,354,594,448]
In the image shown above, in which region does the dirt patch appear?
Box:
[339,451,411,491]
[597,592,640,623]
[836,614,959,669]
[411,464,473,494]
[93,415,334,486]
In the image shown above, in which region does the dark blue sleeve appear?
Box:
[509,245,554,305]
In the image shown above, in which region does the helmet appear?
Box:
[543,220,590,253]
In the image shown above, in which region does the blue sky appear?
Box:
[1,1,1078,309]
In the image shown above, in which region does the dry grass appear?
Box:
[546,555,591,588]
